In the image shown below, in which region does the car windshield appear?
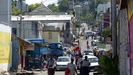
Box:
[57,58,70,62]
[84,51,93,53]
[89,58,98,63]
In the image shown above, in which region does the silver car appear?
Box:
[56,56,71,70]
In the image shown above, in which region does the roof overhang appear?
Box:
[12,34,31,44]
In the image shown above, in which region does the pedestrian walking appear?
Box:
[46,54,56,75]
[86,40,89,46]
[77,55,83,75]
[81,56,90,75]
[67,58,78,75]
[75,54,79,66]
[77,39,80,45]
[92,33,94,39]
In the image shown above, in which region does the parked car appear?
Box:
[82,56,99,71]
[86,32,93,36]
[56,56,71,70]
[88,56,99,71]
[93,40,99,43]
[83,50,94,56]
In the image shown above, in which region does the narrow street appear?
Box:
[35,24,96,75]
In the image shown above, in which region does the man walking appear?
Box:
[77,55,83,75]
[46,54,56,75]
[82,56,90,75]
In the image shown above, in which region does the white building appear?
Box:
[97,1,111,15]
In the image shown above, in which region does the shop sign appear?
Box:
[24,44,34,50]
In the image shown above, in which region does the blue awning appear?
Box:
[25,38,45,43]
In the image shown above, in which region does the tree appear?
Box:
[47,4,59,12]
[12,0,20,15]
[102,27,111,40]
[58,0,68,12]
[94,55,119,75]
[28,3,41,12]
[12,6,20,15]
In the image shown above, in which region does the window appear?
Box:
[48,32,52,39]
[12,28,17,35]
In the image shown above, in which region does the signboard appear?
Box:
[68,0,74,12]
[24,45,34,50]
[106,44,111,51]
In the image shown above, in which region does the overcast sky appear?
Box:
[25,0,58,6]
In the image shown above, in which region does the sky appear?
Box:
[25,0,58,6]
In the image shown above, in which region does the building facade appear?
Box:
[0,22,11,73]
[0,0,11,24]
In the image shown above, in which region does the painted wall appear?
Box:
[127,0,133,75]
[43,32,60,43]
[0,23,11,73]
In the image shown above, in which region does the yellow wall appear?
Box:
[0,31,10,63]
[43,32,60,43]
[127,0,133,21]
[44,26,55,30]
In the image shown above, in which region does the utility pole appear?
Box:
[19,0,23,38]
[18,0,23,71]
[111,0,117,56]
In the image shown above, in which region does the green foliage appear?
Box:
[28,3,41,12]
[47,4,59,12]
[94,55,119,75]
[58,0,68,12]
[12,6,20,15]
[102,27,111,39]
[96,42,106,48]
[12,0,20,15]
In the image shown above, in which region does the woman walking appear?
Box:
[67,58,78,75]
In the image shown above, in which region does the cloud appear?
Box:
[26,0,58,6]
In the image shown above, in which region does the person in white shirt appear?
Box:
[77,55,83,75]
[46,55,56,75]
[67,58,78,75]
[81,56,90,75]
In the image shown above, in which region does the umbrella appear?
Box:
[73,46,80,51]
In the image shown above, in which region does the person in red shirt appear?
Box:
[86,40,89,46]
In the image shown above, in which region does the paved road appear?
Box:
[35,70,95,75]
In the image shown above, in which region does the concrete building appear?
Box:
[0,0,12,74]
[0,0,11,24]
[0,22,11,74]
[117,0,133,75]
[96,1,111,28]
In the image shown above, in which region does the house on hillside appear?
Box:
[96,1,111,28]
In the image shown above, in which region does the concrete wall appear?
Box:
[0,22,11,73]
[12,21,39,39]
[0,0,11,24]
[118,9,130,75]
